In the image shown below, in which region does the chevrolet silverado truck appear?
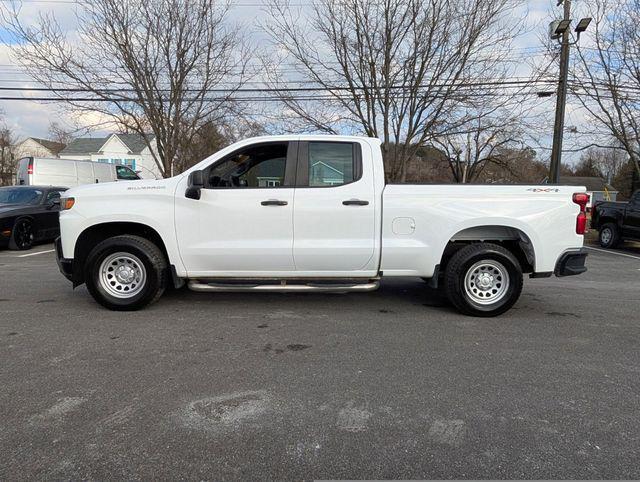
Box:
[55,135,589,317]
[591,190,640,248]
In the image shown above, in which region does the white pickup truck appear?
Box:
[55,135,589,316]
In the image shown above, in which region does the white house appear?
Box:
[59,133,161,179]
[13,137,66,159]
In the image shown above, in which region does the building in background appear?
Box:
[59,133,160,179]
[558,176,619,208]
[13,137,66,159]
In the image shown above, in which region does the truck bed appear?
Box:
[380,184,585,277]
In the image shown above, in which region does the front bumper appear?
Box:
[55,237,74,282]
[554,248,588,277]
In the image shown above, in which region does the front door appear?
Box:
[175,141,297,277]
[292,140,378,275]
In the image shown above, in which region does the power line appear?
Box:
[0,78,558,94]
[0,0,312,5]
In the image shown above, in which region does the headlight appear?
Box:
[60,197,75,210]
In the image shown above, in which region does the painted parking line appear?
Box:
[17,249,55,258]
[585,246,640,261]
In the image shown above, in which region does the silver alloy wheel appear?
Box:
[601,227,612,244]
[463,260,510,306]
[99,252,147,299]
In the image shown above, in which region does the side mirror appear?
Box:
[47,199,60,210]
[185,170,205,200]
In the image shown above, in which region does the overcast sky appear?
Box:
[0,0,589,163]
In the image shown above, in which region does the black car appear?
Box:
[0,185,68,250]
[591,190,640,248]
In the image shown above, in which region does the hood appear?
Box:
[65,177,177,198]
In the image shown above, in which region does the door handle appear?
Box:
[342,199,369,206]
[261,199,288,206]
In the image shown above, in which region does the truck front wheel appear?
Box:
[84,235,168,311]
[444,243,523,317]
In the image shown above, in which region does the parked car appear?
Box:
[591,190,640,248]
[0,186,67,250]
[55,135,589,317]
[15,157,140,188]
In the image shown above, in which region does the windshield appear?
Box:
[0,187,44,205]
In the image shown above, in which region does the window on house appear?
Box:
[206,143,288,188]
[97,158,109,163]
[308,142,358,187]
[124,159,136,170]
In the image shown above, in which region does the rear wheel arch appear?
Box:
[73,222,169,284]
[596,215,619,229]
[440,225,536,274]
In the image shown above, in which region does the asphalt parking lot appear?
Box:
[1,242,639,479]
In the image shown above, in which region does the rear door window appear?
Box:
[298,142,362,187]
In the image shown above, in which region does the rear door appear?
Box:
[292,140,378,274]
[16,158,30,185]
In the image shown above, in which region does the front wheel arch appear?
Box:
[73,222,169,285]
[84,234,168,310]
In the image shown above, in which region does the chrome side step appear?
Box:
[187,280,380,293]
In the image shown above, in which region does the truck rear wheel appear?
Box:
[84,235,167,311]
[599,223,620,249]
[444,243,523,317]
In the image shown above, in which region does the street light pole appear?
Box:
[549,0,572,184]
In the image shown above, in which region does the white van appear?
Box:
[15,157,141,187]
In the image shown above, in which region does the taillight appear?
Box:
[27,158,34,175]
[573,192,589,234]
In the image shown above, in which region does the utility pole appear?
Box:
[549,0,572,183]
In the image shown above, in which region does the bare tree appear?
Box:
[0,121,15,186]
[3,0,250,177]
[571,0,640,178]
[47,122,74,147]
[576,145,627,181]
[431,109,526,183]
[263,0,523,181]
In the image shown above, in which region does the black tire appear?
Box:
[444,242,523,317]
[9,217,34,250]
[599,223,620,249]
[84,235,167,311]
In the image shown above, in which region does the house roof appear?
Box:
[60,137,108,155]
[117,133,153,154]
[559,176,618,192]
[28,137,66,154]
[60,133,154,156]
